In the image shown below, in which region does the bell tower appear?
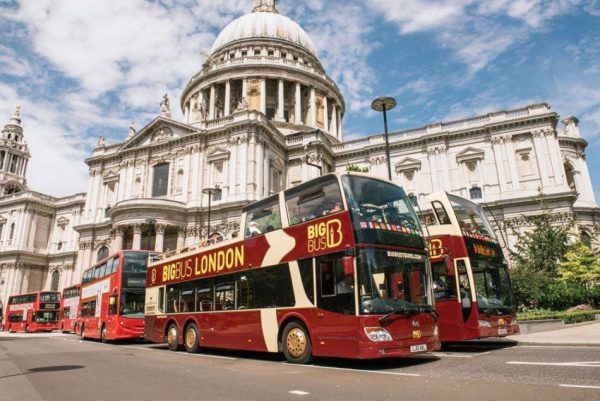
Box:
[253,0,279,13]
[0,106,30,196]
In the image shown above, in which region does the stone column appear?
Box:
[338,109,343,139]
[277,79,285,121]
[224,80,231,116]
[209,85,216,120]
[176,226,186,249]
[309,87,317,127]
[491,137,508,193]
[330,104,338,139]
[532,130,551,189]
[113,227,124,252]
[295,82,302,124]
[323,97,329,132]
[427,148,440,192]
[260,78,267,115]
[503,136,520,191]
[544,129,564,186]
[132,224,142,250]
[242,79,247,103]
[155,224,165,252]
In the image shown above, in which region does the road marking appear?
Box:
[559,384,600,390]
[429,350,492,358]
[507,361,600,367]
[519,345,600,349]
[286,363,420,377]
[289,390,310,395]
[120,345,237,360]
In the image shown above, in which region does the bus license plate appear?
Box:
[410,344,427,353]
[498,328,508,335]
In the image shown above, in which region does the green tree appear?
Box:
[559,241,600,289]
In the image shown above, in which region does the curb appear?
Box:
[515,341,600,347]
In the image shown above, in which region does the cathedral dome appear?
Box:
[210,10,317,57]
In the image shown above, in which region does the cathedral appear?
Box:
[0,0,598,308]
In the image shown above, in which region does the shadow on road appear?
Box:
[0,365,84,380]
[441,339,518,353]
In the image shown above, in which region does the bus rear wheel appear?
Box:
[7,325,12,333]
[282,322,313,364]
[184,323,200,353]
[166,324,180,351]
[101,325,108,343]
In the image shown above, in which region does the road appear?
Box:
[0,333,599,401]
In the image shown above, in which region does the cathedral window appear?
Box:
[97,246,110,261]
[176,169,184,193]
[517,151,533,178]
[50,270,60,292]
[0,151,5,170]
[9,156,17,173]
[152,163,169,197]
[470,185,482,200]
[9,222,15,240]
[0,223,3,239]
[241,50,247,57]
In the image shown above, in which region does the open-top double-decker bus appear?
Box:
[59,284,80,333]
[145,173,440,363]
[426,192,519,341]
[4,291,61,333]
[79,250,154,342]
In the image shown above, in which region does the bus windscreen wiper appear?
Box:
[379,305,421,324]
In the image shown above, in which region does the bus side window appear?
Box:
[298,258,314,304]
[431,262,457,300]
[158,287,165,313]
[319,262,335,297]
[432,201,451,225]
[244,195,281,239]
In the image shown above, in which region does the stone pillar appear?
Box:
[323,97,329,132]
[277,79,285,121]
[242,79,247,103]
[176,227,186,250]
[491,137,508,193]
[330,104,338,139]
[260,78,267,115]
[338,109,343,139]
[209,85,216,120]
[113,227,124,252]
[544,129,564,186]
[532,130,551,189]
[295,82,302,124]
[504,136,520,191]
[132,224,142,250]
[309,87,317,127]
[155,224,165,252]
[224,80,231,116]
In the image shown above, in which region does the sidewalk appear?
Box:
[509,320,600,346]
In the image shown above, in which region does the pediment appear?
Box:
[56,216,69,227]
[103,170,120,183]
[0,214,6,224]
[206,146,230,162]
[456,146,485,162]
[118,117,196,152]
[395,157,421,172]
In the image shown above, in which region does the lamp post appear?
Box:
[371,96,397,181]
[144,218,156,251]
[304,140,322,176]
[202,187,222,239]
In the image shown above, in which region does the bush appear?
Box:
[517,309,600,323]
[537,282,590,311]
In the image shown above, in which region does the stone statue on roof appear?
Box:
[160,93,171,118]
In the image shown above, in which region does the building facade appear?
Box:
[0,0,598,307]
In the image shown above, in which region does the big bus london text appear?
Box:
[145,173,440,363]
[426,192,519,341]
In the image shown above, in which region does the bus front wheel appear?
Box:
[282,322,313,364]
[184,323,200,353]
[25,325,30,333]
[166,324,180,351]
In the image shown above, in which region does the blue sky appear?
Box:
[1,0,600,197]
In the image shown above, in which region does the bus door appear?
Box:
[431,257,461,340]
[456,259,476,326]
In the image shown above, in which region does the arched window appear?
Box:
[469,185,482,200]
[564,162,576,191]
[97,246,110,261]
[152,163,169,197]
[50,270,60,291]
[9,223,15,240]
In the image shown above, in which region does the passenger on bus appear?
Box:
[248,222,262,236]
[336,275,354,294]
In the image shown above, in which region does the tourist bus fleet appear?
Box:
[2,173,518,363]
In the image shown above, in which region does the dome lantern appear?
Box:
[253,0,279,13]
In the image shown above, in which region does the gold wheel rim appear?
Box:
[286,328,307,358]
[167,327,178,348]
[185,328,197,349]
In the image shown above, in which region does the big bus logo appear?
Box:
[307,219,343,253]
[151,268,157,285]
[428,239,444,258]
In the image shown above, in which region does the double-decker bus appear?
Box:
[145,173,440,363]
[4,291,61,333]
[426,192,519,341]
[79,250,154,342]
[59,285,80,333]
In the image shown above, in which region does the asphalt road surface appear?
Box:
[1,333,599,401]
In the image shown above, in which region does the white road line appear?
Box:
[286,363,420,377]
[289,390,310,395]
[559,384,600,390]
[119,345,237,360]
[430,352,474,358]
[507,361,600,367]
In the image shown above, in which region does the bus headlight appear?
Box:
[364,327,393,342]
[478,320,492,328]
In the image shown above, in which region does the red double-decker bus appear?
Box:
[79,250,154,342]
[59,285,80,333]
[145,173,440,363]
[426,192,519,342]
[4,291,61,333]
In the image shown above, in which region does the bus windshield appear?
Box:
[120,289,145,318]
[40,292,60,302]
[34,311,58,323]
[357,249,433,316]
[122,252,151,273]
[342,175,424,248]
[472,261,515,314]
[448,194,495,239]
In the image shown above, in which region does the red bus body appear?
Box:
[79,250,154,342]
[4,291,61,333]
[59,285,81,333]
[427,192,519,342]
[145,173,440,362]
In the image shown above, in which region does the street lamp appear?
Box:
[304,140,322,176]
[202,187,222,240]
[371,96,397,181]
[145,218,156,251]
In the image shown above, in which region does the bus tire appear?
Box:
[166,324,180,351]
[184,323,200,354]
[101,325,108,343]
[282,322,313,364]
[7,325,12,333]
[25,325,30,333]
[80,324,85,340]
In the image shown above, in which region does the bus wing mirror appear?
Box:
[343,256,354,276]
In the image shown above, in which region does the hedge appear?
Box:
[517,309,600,324]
